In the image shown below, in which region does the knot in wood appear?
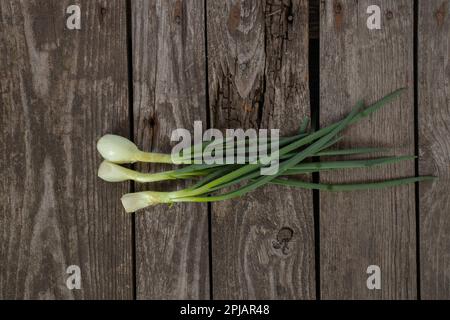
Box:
[146,116,156,128]
[276,227,293,243]
[239,62,248,71]
[386,10,393,20]
[174,0,183,25]
[228,2,241,32]
[334,2,342,14]
[272,227,294,255]
[435,8,446,26]
[435,1,447,27]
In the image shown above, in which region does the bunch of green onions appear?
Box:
[96,89,434,213]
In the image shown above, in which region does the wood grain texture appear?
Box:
[207,0,315,299]
[418,0,450,299]
[319,0,416,299]
[0,0,132,299]
[132,0,210,299]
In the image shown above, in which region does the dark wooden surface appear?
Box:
[418,0,450,300]
[0,0,132,299]
[0,0,449,300]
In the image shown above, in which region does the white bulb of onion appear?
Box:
[96,134,174,164]
[97,134,140,164]
[98,160,133,182]
[98,160,182,183]
[121,191,173,212]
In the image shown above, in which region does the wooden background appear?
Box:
[0,0,448,300]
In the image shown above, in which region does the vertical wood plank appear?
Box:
[207,0,315,299]
[132,0,210,299]
[0,0,132,299]
[419,0,450,299]
[320,0,416,299]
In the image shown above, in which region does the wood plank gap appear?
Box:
[413,0,421,301]
[309,0,319,39]
[203,0,214,301]
[309,0,321,301]
[125,0,137,301]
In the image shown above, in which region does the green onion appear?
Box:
[95,89,436,213]
[97,134,172,164]
[97,160,212,183]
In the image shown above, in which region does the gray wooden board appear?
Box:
[319,0,416,299]
[207,0,315,299]
[3,0,449,301]
[132,0,210,299]
[0,0,132,299]
[418,0,450,300]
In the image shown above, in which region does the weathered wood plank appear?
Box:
[418,0,450,299]
[0,0,132,299]
[207,0,315,299]
[132,0,210,299]
[319,0,416,299]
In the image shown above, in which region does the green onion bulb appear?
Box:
[97,134,173,164]
[98,160,190,183]
[121,191,172,213]
[97,134,141,164]
[98,160,134,182]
